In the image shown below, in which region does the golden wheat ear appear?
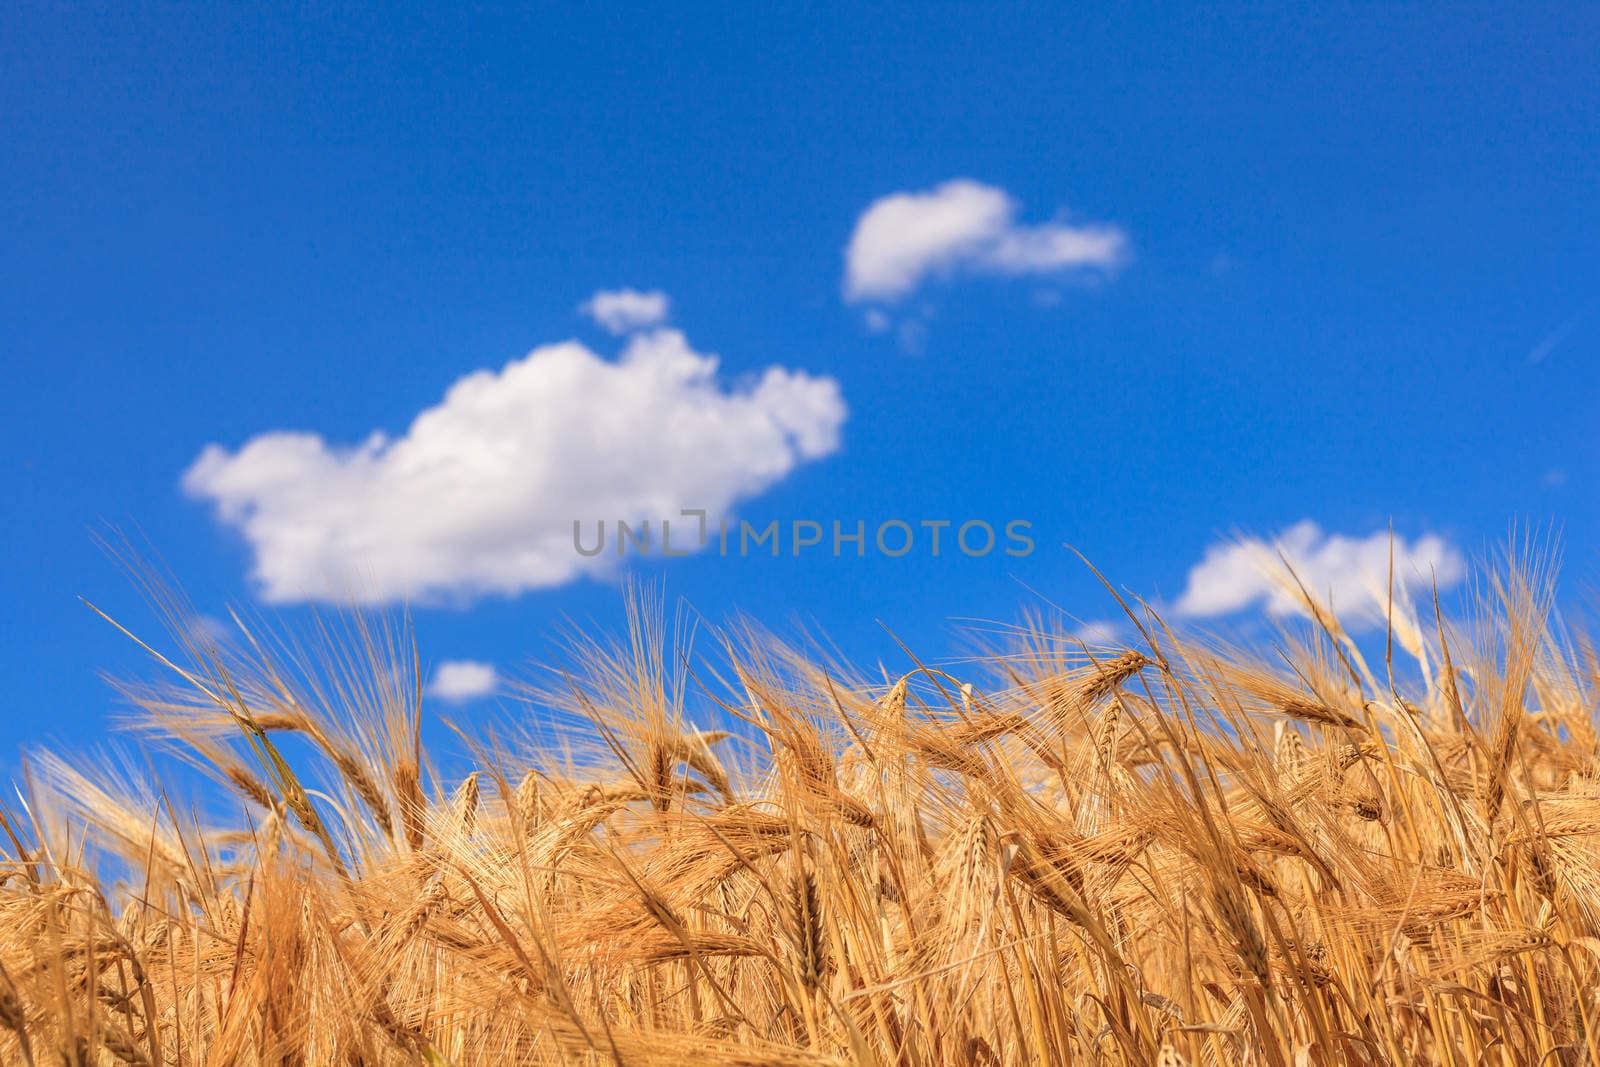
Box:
[7,543,1600,1064]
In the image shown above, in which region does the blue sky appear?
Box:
[3,4,1596,763]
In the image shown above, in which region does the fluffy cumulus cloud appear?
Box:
[1174,521,1467,626]
[184,326,846,604]
[844,179,1129,305]
[580,288,671,334]
[426,660,498,703]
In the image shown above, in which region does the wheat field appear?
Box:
[2,549,1598,1065]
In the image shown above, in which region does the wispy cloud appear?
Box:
[1527,299,1596,364]
[843,179,1128,306]
[184,313,846,604]
[1073,619,1120,645]
[426,660,498,702]
[581,288,671,335]
[1174,521,1466,629]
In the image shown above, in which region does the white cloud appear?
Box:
[183,326,846,604]
[843,179,1128,305]
[1073,619,1120,645]
[426,660,497,702]
[580,288,671,335]
[1174,521,1466,627]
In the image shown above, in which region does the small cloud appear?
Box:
[896,318,928,355]
[184,614,233,647]
[1174,521,1466,629]
[862,308,892,334]
[580,288,671,335]
[1073,619,1119,645]
[1543,468,1568,489]
[426,660,498,703]
[843,179,1128,306]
